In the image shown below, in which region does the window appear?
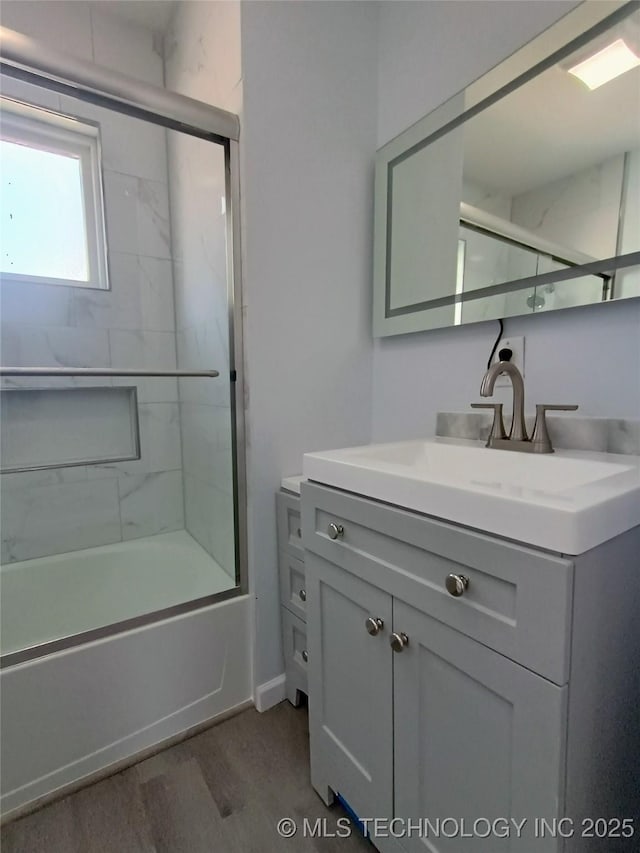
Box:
[0,98,108,289]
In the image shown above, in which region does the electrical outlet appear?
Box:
[492,336,525,387]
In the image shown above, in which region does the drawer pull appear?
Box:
[296,527,302,538]
[327,522,344,540]
[446,573,469,597]
[365,616,384,636]
[390,632,409,653]
[301,649,309,663]
[299,589,307,603]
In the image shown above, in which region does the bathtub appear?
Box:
[0,531,251,818]
[1,530,237,659]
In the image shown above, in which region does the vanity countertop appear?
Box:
[303,437,640,555]
[281,475,304,496]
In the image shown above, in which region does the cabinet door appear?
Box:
[306,551,393,821]
[394,600,567,853]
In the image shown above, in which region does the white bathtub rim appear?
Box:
[1,529,240,664]
[1,587,247,670]
[3,591,249,671]
[1,594,253,817]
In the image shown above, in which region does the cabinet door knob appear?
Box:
[365,617,384,636]
[299,589,307,603]
[301,649,309,663]
[390,632,409,652]
[446,573,469,597]
[327,522,344,540]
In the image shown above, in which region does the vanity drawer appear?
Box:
[282,606,308,702]
[279,551,307,621]
[276,491,304,559]
[302,481,573,685]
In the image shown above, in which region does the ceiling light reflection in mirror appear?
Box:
[457,7,640,323]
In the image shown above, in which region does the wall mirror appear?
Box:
[373,0,640,336]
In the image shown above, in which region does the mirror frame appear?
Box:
[373,0,640,337]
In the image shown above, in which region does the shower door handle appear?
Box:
[0,367,220,378]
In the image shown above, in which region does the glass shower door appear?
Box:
[0,76,243,663]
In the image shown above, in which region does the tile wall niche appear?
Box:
[0,76,183,564]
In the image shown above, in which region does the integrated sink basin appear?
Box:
[303,438,640,554]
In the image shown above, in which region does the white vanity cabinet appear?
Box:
[393,600,566,853]
[302,480,640,853]
[305,558,394,822]
[277,488,309,705]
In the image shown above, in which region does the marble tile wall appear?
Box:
[616,149,640,300]
[460,148,639,320]
[0,60,184,561]
[460,180,549,322]
[165,38,237,579]
[511,154,625,261]
[510,152,633,312]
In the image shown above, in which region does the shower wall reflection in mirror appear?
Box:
[0,75,241,661]
[375,1,640,335]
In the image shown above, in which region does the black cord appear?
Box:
[487,319,504,369]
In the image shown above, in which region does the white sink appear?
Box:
[303,438,640,554]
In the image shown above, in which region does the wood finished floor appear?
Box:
[1,702,372,853]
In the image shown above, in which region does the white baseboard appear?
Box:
[254,673,286,712]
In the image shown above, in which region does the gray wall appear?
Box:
[372,0,640,442]
[240,0,378,688]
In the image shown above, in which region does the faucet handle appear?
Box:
[531,404,579,454]
[471,403,507,446]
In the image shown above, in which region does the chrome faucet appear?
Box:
[471,360,578,453]
[480,360,528,441]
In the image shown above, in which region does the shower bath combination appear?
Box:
[0,24,250,818]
